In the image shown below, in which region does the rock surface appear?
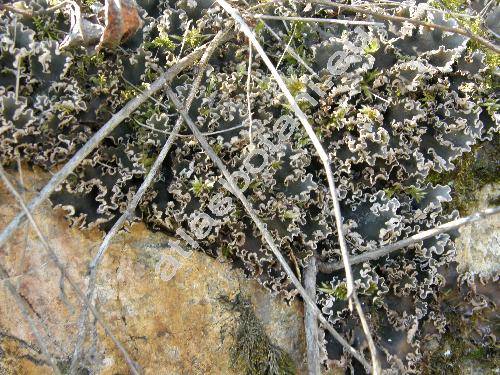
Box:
[0,166,306,374]
[455,183,500,278]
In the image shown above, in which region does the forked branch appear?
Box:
[0,165,141,375]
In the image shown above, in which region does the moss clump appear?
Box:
[286,75,306,97]
[185,27,203,48]
[220,294,296,375]
[147,35,176,51]
[318,282,348,300]
[422,312,499,375]
[32,15,59,40]
[190,176,212,197]
[384,184,427,203]
[425,134,500,214]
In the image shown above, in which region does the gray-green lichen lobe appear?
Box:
[0,0,499,372]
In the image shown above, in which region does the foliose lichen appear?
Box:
[0,0,498,372]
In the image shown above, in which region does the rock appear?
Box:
[455,183,500,278]
[0,166,306,374]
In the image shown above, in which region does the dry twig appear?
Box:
[253,14,384,26]
[246,40,254,144]
[215,1,380,372]
[302,0,500,53]
[318,206,500,273]
[261,21,318,77]
[131,117,246,137]
[304,255,321,375]
[0,263,61,374]
[0,0,71,18]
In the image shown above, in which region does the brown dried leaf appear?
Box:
[97,0,142,51]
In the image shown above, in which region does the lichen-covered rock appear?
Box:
[0,0,498,372]
[0,167,306,374]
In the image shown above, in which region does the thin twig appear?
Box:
[261,21,318,77]
[303,0,500,53]
[0,4,33,17]
[215,1,380,372]
[304,255,321,375]
[479,0,494,17]
[246,40,254,145]
[68,29,232,374]
[131,112,246,136]
[177,20,193,62]
[0,165,142,375]
[165,86,371,371]
[42,0,71,14]
[0,45,208,252]
[318,206,500,273]
[355,0,478,18]
[276,23,296,69]
[253,14,385,26]
[0,264,61,374]
[1,261,50,283]
[0,0,70,17]
[122,76,247,137]
[14,156,28,291]
[14,47,22,102]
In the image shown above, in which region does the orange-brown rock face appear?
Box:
[0,167,306,374]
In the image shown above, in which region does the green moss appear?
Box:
[190,176,212,197]
[81,0,98,6]
[220,294,296,375]
[433,0,500,72]
[258,77,271,91]
[360,105,379,121]
[90,73,113,94]
[432,0,466,12]
[254,20,265,35]
[146,34,176,51]
[365,281,378,295]
[318,282,348,300]
[205,75,218,95]
[120,88,138,101]
[286,75,306,97]
[282,210,299,221]
[211,142,223,155]
[422,312,499,374]
[74,53,105,80]
[32,15,59,40]
[360,70,381,100]
[221,245,234,258]
[139,153,157,172]
[425,135,500,214]
[363,38,380,54]
[270,160,283,170]
[185,28,203,48]
[384,184,427,203]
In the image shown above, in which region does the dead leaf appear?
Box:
[97,0,142,51]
